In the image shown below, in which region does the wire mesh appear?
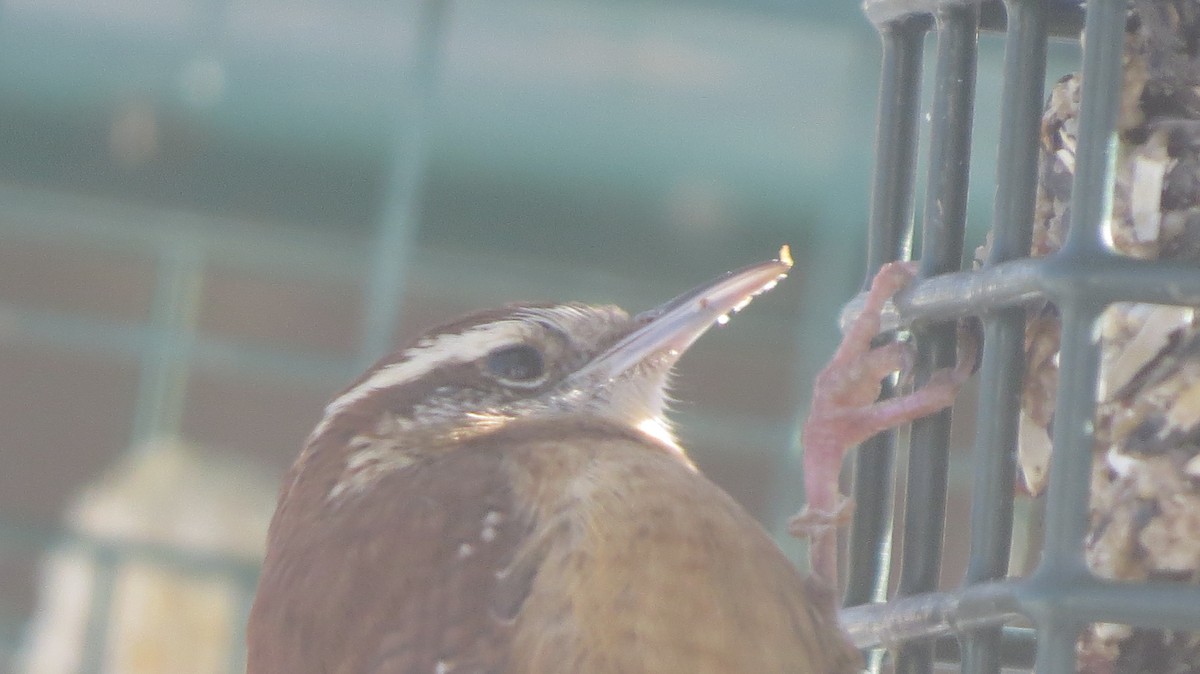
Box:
[0,1,453,670]
[843,0,1200,672]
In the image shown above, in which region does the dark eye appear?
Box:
[486,344,545,383]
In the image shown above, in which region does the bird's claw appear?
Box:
[797,261,976,588]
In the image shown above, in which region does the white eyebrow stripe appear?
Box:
[307,320,531,443]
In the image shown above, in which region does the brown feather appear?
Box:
[248,439,531,673]
[249,419,860,674]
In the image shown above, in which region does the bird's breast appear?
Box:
[492,425,857,674]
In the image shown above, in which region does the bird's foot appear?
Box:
[788,497,855,594]
[794,261,976,586]
[788,497,855,539]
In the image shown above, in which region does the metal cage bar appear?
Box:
[960,0,1046,671]
[359,0,450,368]
[894,4,979,672]
[1026,0,1126,670]
[849,0,1200,672]
[846,13,931,613]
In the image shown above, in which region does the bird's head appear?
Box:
[302,248,791,500]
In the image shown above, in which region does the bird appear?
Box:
[247,247,967,673]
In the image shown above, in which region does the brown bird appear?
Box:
[247,250,962,673]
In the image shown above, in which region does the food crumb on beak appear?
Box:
[778,244,793,267]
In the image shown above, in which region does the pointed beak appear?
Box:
[576,246,793,383]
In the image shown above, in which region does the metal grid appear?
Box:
[0,1,451,670]
[840,0,1200,672]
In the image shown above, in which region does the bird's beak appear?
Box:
[576,246,794,383]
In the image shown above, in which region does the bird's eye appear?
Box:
[485,344,545,383]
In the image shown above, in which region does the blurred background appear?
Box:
[0,1,1079,672]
